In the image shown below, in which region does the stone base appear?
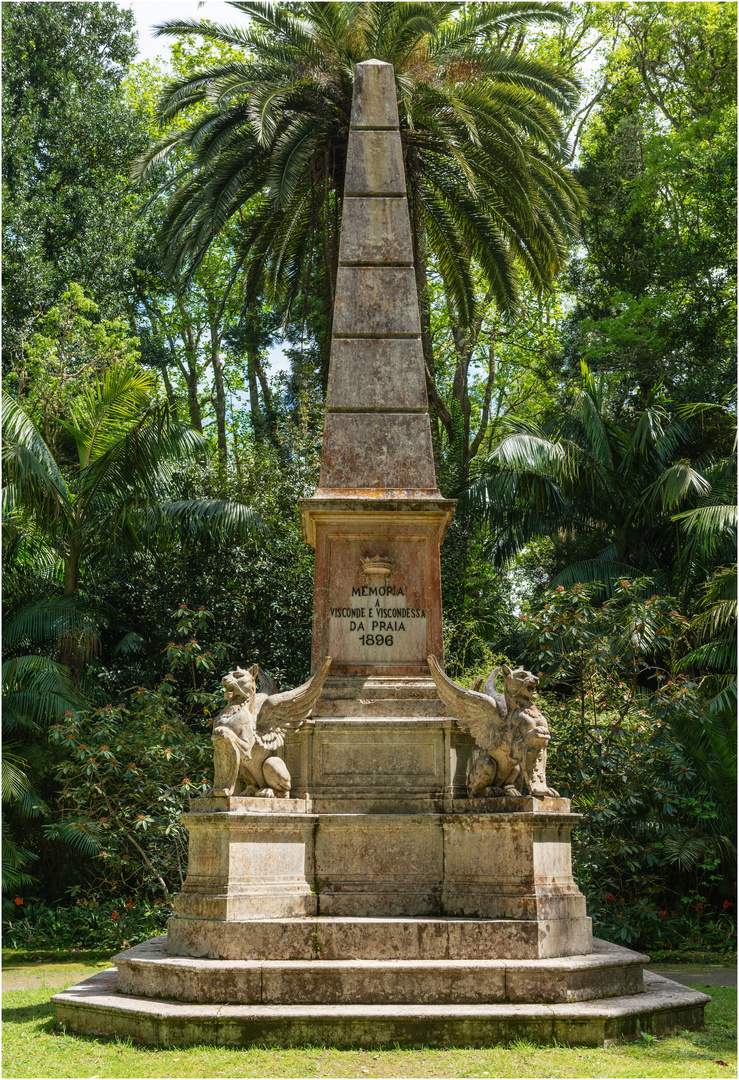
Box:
[117,935,644,1005]
[167,914,593,962]
[175,804,590,934]
[52,966,708,1048]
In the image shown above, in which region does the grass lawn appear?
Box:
[1,963,736,1079]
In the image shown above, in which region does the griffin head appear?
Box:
[502,665,539,706]
[221,665,259,708]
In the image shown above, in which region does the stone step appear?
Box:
[52,968,709,1048]
[167,914,592,962]
[319,676,443,698]
[115,936,645,1006]
[314,699,450,717]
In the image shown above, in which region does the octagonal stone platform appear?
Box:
[116,935,646,1005]
[53,961,709,1048]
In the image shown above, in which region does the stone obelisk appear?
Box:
[301,59,455,677]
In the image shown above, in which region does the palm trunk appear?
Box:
[60,551,80,673]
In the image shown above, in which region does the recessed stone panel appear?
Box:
[333,267,420,336]
[319,739,437,779]
[326,338,427,411]
[339,198,413,265]
[319,412,435,490]
[345,130,406,195]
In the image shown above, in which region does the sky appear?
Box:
[129,1,238,62]
[127,1,292,376]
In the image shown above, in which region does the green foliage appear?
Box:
[48,680,211,901]
[3,894,171,951]
[2,1,146,370]
[3,357,262,599]
[465,365,733,603]
[526,580,736,951]
[564,3,737,407]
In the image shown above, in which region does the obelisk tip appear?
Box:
[350,58,399,129]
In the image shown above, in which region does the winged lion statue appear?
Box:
[204,656,332,798]
[427,656,559,799]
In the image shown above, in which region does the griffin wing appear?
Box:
[257,665,278,697]
[255,656,332,749]
[481,667,508,717]
[427,655,503,752]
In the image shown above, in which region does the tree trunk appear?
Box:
[252,350,279,446]
[160,363,178,420]
[178,301,204,433]
[60,551,80,673]
[246,346,263,441]
[210,335,228,469]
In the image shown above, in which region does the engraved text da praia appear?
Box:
[330,585,425,647]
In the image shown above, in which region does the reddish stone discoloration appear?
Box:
[326,338,428,412]
[305,504,452,676]
[319,413,436,490]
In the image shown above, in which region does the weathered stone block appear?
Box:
[333,266,421,336]
[319,412,435,489]
[505,951,644,1004]
[344,130,406,195]
[172,813,317,922]
[441,813,589,927]
[350,59,399,128]
[338,198,413,265]
[260,959,507,1005]
[285,716,471,812]
[115,936,646,1006]
[326,338,427,411]
[315,814,444,917]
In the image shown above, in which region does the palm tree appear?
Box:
[2,597,94,909]
[464,362,730,601]
[3,361,262,606]
[133,1,585,383]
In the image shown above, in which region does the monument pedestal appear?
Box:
[54,678,709,1044]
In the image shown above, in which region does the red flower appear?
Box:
[617,914,623,918]
[659,910,667,918]
[182,778,191,785]
[723,900,733,909]
[605,893,615,901]
[14,897,23,906]
[619,898,625,904]
[555,585,565,592]
[111,912,120,919]
[125,902,134,909]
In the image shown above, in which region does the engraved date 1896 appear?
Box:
[359,633,394,646]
